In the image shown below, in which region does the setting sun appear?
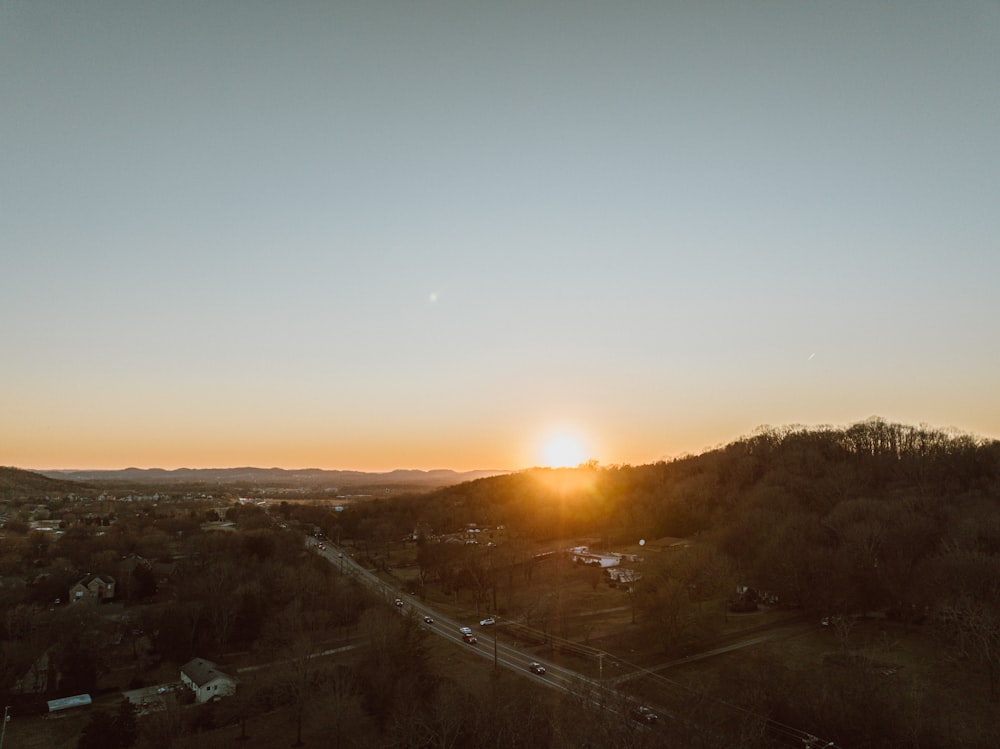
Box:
[541,432,588,468]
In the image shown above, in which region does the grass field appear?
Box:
[2,710,92,749]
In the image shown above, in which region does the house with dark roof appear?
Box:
[119,554,151,574]
[180,658,237,703]
[69,573,115,603]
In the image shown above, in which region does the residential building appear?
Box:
[180,658,237,703]
[69,573,115,603]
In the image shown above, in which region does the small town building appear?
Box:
[608,568,641,584]
[569,547,622,568]
[180,658,237,703]
[70,573,115,603]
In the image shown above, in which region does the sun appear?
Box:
[540,432,588,468]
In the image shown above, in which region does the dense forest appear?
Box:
[335,418,1000,623]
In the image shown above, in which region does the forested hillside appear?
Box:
[0,466,91,498]
[333,418,1000,698]
[344,419,998,560]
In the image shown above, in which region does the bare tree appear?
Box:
[200,561,242,650]
[278,606,322,746]
[938,594,1000,701]
[316,666,365,749]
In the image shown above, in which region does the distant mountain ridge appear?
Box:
[39,466,507,487]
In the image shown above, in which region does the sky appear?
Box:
[2,1,999,472]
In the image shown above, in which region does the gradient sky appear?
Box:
[3,1,999,472]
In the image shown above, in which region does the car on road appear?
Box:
[318,544,325,550]
[528,662,546,675]
[423,616,434,624]
[394,598,404,607]
[459,626,473,635]
[479,617,496,626]
[462,633,478,644]
[629,705,658,724]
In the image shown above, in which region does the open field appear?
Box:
[1,710,92,749]
[633,618,998,748]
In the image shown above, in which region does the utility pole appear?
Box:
[1,705,11,749]
[493,617,498,671]
[598,653,604,706]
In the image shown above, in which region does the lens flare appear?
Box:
[541,432,587,468]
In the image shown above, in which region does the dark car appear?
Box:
[462,633,478,644]
[528,662,546,675]
[423,616,434,624]
[629,705,658,724]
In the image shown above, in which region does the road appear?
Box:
[310,539,600,698]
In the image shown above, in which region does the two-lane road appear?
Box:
[309,538,597,696]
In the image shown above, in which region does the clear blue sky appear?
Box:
[3,1,999,471]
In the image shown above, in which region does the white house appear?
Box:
[180,658,237,703]
[608,568,641,584]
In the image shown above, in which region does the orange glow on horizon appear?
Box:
[529,464,600,497]
[536,428,593,469]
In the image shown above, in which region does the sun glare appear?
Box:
[541,432,588,468]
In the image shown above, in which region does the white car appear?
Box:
[459,626,473,635]
[629,706,658,724]
[479,617,496,626]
